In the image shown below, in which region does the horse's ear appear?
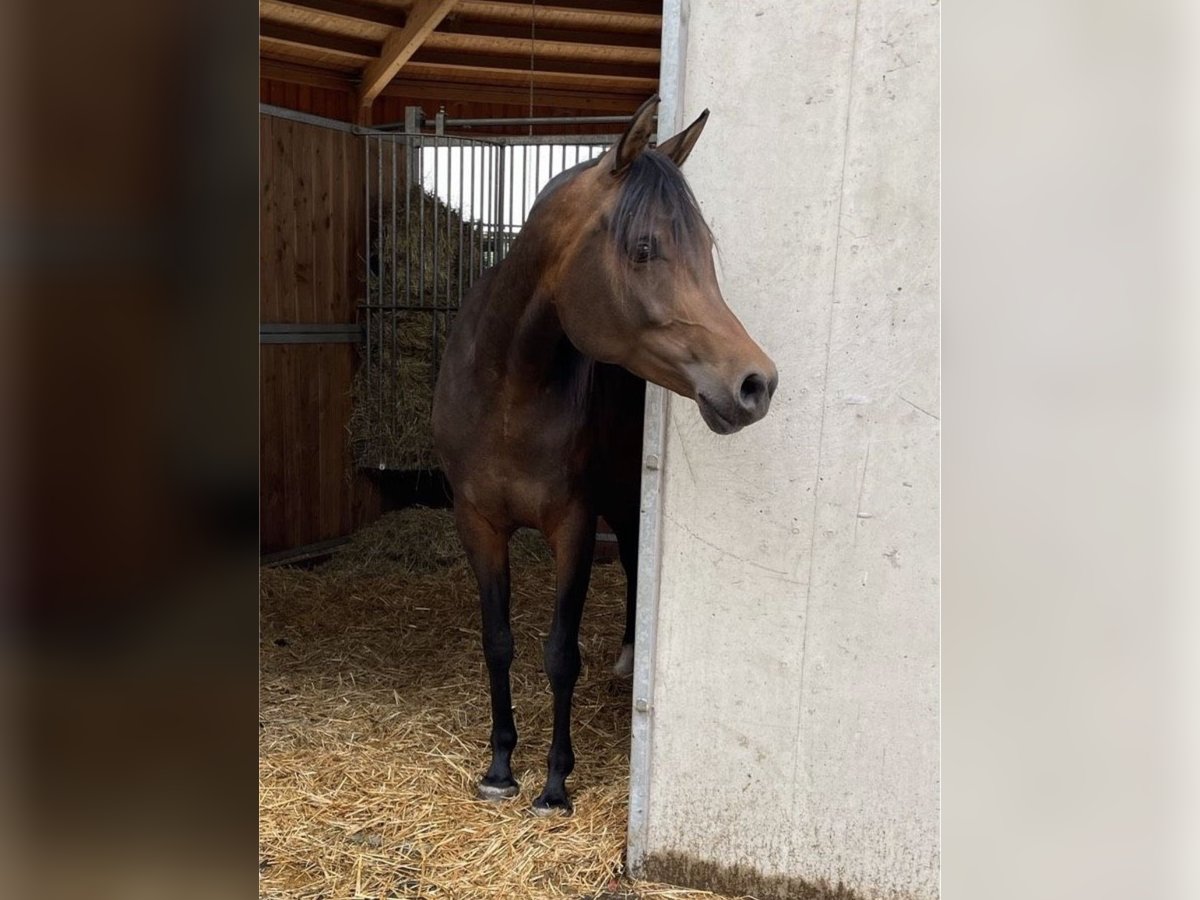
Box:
[605,94,659,175]
[655,109,709,167]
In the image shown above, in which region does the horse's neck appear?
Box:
[480,236,585,391]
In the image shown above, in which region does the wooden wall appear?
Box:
[260,112,380,554]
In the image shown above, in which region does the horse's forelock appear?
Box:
[611,151,713,265]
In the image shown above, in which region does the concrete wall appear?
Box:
[634,1,938,897]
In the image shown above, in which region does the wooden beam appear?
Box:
[436,16,661,49]
[398,60,657,92]
[274,0,408,30]
[378,78,649,113]
[410,47,659,80]
[422,31,661,65]
[464,0,662,14]
[357,0,460,111]
[261,58,357,92]
[453,0,661,34]
[260,21,380,59]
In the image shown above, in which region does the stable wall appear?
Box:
[260,112,381,554]
[636,1,938,897]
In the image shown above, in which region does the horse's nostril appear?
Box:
[739,372,768,409]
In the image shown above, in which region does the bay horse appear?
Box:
[432,96,778,815]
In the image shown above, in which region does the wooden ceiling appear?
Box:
[259,0,663,119]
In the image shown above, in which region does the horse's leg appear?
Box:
[533,504,596,815]
[611,515,639,677]
[454,503,518,800]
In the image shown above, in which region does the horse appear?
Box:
[432,95,778,815]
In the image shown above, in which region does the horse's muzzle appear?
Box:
[696,367,778,434]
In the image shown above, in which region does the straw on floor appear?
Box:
[260,508,750,900]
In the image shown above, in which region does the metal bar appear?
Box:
[261,536,351,567]
[495,146,506,265]
[260,333,363,344]
[468,143,476,280]
[432,135,441,380]
[259,103,357,133]
[404,106,422,187]
[363,134,372,466]
[373,110,635,130]
[357,304,460,312]
[470,132,619,146]
[405,134,413,306]
[375,134,384,466]
[390,135,399,464]
[458,136,465,313]
[441,114,638,128]
[260,323,361,333]
[627,0,686,879]
[521,143,529,227]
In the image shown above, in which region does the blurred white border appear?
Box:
[945,2,1200,898]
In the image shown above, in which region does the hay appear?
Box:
[350,188,489,472]
[260,508,750,900]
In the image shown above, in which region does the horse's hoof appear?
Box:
[476,779,520,801]
[612,643,634,677]
[531,793,573,817]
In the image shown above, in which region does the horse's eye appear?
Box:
[632,237,655,263]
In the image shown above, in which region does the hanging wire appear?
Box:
[528,0,536,136]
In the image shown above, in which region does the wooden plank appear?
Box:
[330,344,355,536]
[436,15,661,48]
[358,0,461,111]
[261,58,357,91]
[477,0,662,13]
[378,78,646,113]
[261,42,367,71]
[316,343,339,539]
[410,46,659,79]
[295,343,322,545]
[292,120,316,323]
[330,130,348,321]
[260,346,286,553]
[262,67,644,117]
[396,60,657,92]
[260,21,379,59]
[422,30,660,64]
[261,0,401,38]
[271,118,297,323]
[311,128,332,323]
[260,115,277,321]
[453,0,661,34]
[346,128,365,320]
[277,344,300,549]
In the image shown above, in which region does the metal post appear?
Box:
[404,106,421,190]
[627,0,687,877]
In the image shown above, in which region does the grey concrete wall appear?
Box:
[635,1,939,897]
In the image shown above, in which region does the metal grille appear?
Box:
[357,131,617,472]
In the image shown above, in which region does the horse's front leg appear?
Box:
[610,514,639,677]
[533,504,597,815]
[454,502,518,800]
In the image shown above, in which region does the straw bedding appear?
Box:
[260,508,749,900]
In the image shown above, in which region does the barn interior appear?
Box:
[258,3,741,898]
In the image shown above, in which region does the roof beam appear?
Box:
[260,21,379,59]
[275,0,408,30]
[436,16,660,49]
[357,0,460,112]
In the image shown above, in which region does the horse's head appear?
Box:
[533,96,778,434]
